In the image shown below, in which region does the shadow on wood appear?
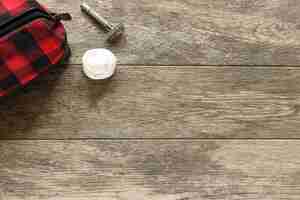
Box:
[0,64,116,139]
[0,66,68,138]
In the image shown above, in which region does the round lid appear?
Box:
[82,48,117,80]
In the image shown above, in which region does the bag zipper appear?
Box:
[0,8,71,37]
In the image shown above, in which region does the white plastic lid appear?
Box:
[82,48,117,80]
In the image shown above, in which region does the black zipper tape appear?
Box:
[0,8,71,37]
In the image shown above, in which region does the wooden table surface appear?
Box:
[1,0,300,199]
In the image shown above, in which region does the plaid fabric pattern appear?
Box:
[0,0,68,97]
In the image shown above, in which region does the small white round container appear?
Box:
[82,48,117,80]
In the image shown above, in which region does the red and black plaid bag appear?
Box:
[0,0,71,97]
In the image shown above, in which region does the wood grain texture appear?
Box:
[0,140,300,200]
[1,66,300,139]
[40,0,300,65]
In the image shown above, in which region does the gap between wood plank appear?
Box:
[2,138,300,141]
[64,64,300,68]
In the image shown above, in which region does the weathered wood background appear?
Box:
[2,66,300,139]
[1,140,300,200]
[1,0,300,199]
[45,0,300,65]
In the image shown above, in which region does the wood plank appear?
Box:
[1,65,300,139]
[0,140,300,199]
[40,0,300,65]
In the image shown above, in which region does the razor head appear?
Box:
[107,23,125,43]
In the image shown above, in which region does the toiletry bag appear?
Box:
[0,0,71,97]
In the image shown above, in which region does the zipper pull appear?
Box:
[51,13,72,21]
